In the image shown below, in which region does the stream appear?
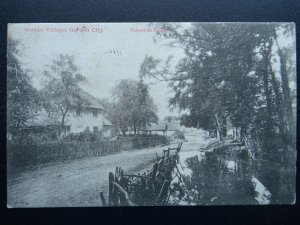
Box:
[169,143,272,205]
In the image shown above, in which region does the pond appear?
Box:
[168,145,272,205]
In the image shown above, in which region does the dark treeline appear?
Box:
[141,23,296,203]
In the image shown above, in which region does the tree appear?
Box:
[41,54,88,133]
[108,79,158,136]
[135,79,159,134]
[273,24,296,146]
[7,38,40,142]
[142,23,267,143]
[141,22,296,203]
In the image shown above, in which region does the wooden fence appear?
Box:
[119,136,168,150]
[102,142,183,206]
[7,136,168,168]
[7,140,121,167]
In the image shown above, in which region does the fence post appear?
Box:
[108,172,114,206]
[100,192,106,206]
[36,146,39,165]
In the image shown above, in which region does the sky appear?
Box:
[8,23,186,120]
[8,22,296,120]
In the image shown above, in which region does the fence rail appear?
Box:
[103,142,183,206]
[119,136,168,150]
[7,136,168,168]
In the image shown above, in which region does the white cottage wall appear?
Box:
[66,108,104,133]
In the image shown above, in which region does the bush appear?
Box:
[63,128,105,142]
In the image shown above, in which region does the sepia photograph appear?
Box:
[7,22,296,207]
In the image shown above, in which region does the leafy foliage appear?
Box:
[7,38,41,129]
[104,79,158,136]
[40,54,88,128]
[141,23,296,203]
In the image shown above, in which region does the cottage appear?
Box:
[64,88,113,136]
[7,88,113,141]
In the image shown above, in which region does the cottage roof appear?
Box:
[78,88,105,109]
[103,117,113,126]
[24,88,106,127]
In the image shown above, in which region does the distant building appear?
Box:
[141,117,182,135]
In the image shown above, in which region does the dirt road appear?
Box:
[7,131,209,207]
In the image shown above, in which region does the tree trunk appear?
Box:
[234,126,240,141]
[133,121,137,135]
[240,126,246,143]
[268,60,288,152]
[137,121,141,135]
[261,45,273,152]
[215,113,226,144]
[275,36,296,146]
[222,116,227,138]
[60,108,69,137]
[233,127,236,140]
[278,49,296,145]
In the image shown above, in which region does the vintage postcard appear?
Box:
[7,22,296,207]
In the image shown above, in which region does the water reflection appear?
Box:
[169,145,272,205]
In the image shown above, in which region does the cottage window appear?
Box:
[93,126,99,133]
[93,110,98,117]
[76,108,82,116]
